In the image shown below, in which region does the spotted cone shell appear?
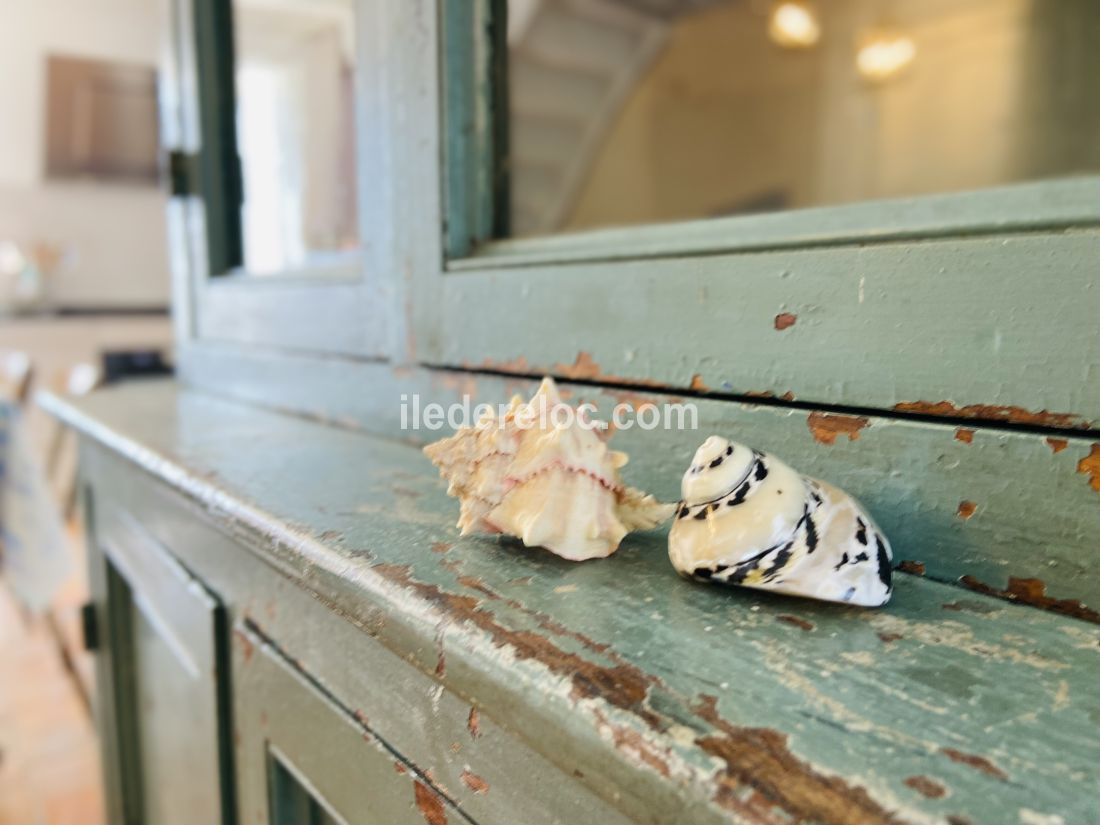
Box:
[668,436,893,606]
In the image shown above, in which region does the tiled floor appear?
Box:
[0,583,104,825]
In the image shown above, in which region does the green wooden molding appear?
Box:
[191,0,242,276]
[451,176,1100,268]
[100,511,232,823]
[60,383,1100,824]
[169,0,389,359]
[427,230,1100,428]
[442,0,510,258]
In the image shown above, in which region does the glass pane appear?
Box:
[270,755,344,825]
[506,0,1100,237]
[233,0,358,274]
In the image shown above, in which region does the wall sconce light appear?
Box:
[856,29,916,81]
[768,2,821,49]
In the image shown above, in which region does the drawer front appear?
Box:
[233,622,463,825]
[90,499,232,825]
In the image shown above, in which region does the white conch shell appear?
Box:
[668,436,893,607]
[424,377,674,560]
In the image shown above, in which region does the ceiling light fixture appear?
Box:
[768,2,821,49]
[856,30,916,81]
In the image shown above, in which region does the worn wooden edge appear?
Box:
[52,383,1100,825]
[172,346,1100,612]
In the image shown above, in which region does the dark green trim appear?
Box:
[213,601,239,825]
[105,560,145,825]
[488,0,510,240]
[80,600,99,652]
[192,0,243,275]
[441,0,509,257]
[168,149,200,197]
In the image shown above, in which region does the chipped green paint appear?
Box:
[175,352,1100,613]
[48,384,1100,824]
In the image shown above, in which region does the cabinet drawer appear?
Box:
[233,622,463,825]
[92,505,232,825]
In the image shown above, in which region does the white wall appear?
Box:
[0,0,171,308]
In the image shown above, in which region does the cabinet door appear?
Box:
[233,622,465,825]
[94,505,232,825]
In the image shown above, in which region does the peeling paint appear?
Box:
[431,542,452,554]
[941,600,999,616]
[554,352,603,380]
[1019,809,1067,825]
[898,561,926,576]
[1045,438,1068,454]
[551,352,673,389]
[774,313,798,331]
[477,355,529,374]
[904,775,947,799]
[1076,444,1100,491]
[776,614,815,632]
[956,501,978,520]
[374,562,916,821]
[233,628,254,663]
[593,708,674,779]
[941,748,1008,781]
[460,770,489,794]
[744,389,797,402]
[689,374,710,392]
[954,429,975,444]
[414,780,448,825]
[694,695,904,825]
[1052,680,1070,712]
[960,576,1100,625]
[466,707,481,738]
[892,401,1088,430]
[807,411,870,445]
[867,614,1067,670]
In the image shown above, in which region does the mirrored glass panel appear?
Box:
[233,0,358,274]
[506,0,1100,237]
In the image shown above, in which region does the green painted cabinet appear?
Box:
[56,385,1098,825]
[90,503,231,825]
[49,0,1100,822]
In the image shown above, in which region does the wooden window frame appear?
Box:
[166,0,387,358]
[416,0,1100,424]
[168,0,1100,428]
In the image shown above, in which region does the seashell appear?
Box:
[424,377,674,561]
[668,436,893,606]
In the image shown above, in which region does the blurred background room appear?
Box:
[1,1,172,822]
